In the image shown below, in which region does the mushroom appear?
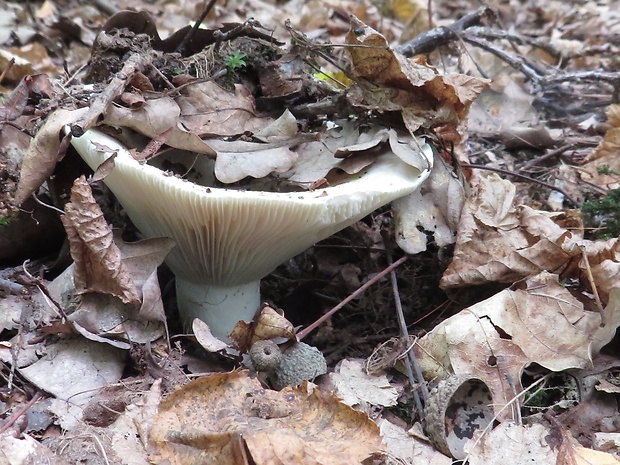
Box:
[69,129,432,339]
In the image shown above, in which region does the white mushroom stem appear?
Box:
[69,128,433,339]
[176,280,260,337]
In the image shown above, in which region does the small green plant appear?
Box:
[225,51,247,71]
[596,165,620,177]
[582,187,620,238]
[0,216,11,226]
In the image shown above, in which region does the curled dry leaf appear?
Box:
[66,235,175,347]
[61,175,140,304]
[230,305,295,352]
[210,140,298,183]
[14,107,87,205]
[440,174,571,287]
[193,318,229,353]
[102,97,216,155]
[441,173,620,305]
[149,371,383,465]
[251,306,296,341]
[344,17,488,134]
[581,104,620,190]
[416,272,620,418]
[393,150,464,253]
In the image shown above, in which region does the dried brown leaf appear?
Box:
[67,236,174,347]
[149,371,382,465]
[177,82,272,137]
[14,107,87,205]
[344,17,488,134]
[581,104,620,189]
[441,174,620,303]
[61,176,140,304]
[440,174,571,288]
[102,98,216,155]
[230,305,295,353]
[418,272,620,418]
[571,238,620,303]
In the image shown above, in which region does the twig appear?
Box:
[176,0,218,55]
[0,57,15,85]
[461,33,544,82]
[579,246,604,314]
[22,261,70,322]
[397,6,494,57]
[0,392,42,434]
[462,163,579,207]
[296,256,408,341]
[519,140,596,172]
[541,70,620,85]
[465,26,562,60]
[31,192,65,216]
[92,0,119,16]
[383,236,429,415]
[75,53,153,132]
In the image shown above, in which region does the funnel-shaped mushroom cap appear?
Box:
[71,129,432,286]
[70,129,432,337]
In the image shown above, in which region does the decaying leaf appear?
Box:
[581,104,620,190]
[344,17,488,134]
[211,140,298,183]
[330,359,398,409]
[193,318,229,353]
[464,422,557,465]
[441,173,620,302]
[440,174,570,287]
[14,107,87,205]
[102,97,216,155]
[230,305,296,353]
[416,272,620,417]
[465,421,620,465]
[61,175,140,304]
[378,419,452,465]
[176,81,272,137]
[19,337,125,406]
[149,371,383,465]
[66,236,175,347]
[0,433,71,465]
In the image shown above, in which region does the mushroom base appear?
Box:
[175,279,261,339]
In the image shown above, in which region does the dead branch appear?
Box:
[397,6,494,57]
[74,52,153,132]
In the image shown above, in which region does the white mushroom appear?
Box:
[70,129,433,339]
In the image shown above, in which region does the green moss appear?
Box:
[582,188,620,239]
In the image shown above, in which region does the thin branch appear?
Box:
[176,0,218,55]
[75,53,152,132]
[0,392,42,434]
[461,33,544,82]
[383,236,429,415]
[519,139,597,172]
[397,6,494,57]
[296,256,408,341]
